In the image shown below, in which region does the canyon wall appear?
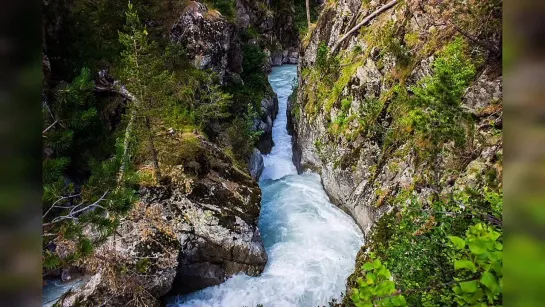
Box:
[290,0,502,236]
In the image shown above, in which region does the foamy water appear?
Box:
[170,65,363,307]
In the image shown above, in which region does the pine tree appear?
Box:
[118,1,165,182]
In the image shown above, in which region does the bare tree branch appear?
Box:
[42,119,59,135]
[43,193,82,219]
[43,190,109,226]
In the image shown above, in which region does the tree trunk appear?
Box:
[306,0,311,30]
[95,70,139,185]
[145,116,161,182]
[331,0,398,53]
[117,108,135,185]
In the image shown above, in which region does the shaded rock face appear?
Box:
[269,48,299,67]
[249,149,265,180]
[290,0,503,236]
[58,139,267,305]
[236,0,299,67]
[170,1,281,158]
[255,95,279,154]
[171,1,242,83]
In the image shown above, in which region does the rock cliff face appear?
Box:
[254,95,279,153]
[236,0,300,68]
[46,1,294,304]
[170,1,285,156]
[290,0,502,236]
[57,137,267,306]
[171,1,242,83]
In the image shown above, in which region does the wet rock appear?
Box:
[249,149,264,180]
[255,95,279,154]
[57,138,267,305]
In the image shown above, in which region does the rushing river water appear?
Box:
[172,65,363,307]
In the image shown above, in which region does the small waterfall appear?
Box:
[171,65,363,307]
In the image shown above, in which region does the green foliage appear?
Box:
[223,115,262,163]
[195,83,233,131]
[377,21,411,67]
[293,0,321,35]
[316,42,339,74]
[351,255,407,307]
[204,0,236,18]
[241,44,268,91]
[388,37,476,161]
[350,185,503,306]
[449,223,503,306]
[136,258,151,273]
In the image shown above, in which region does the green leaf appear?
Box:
[454,259,476,272]
[460,280,478,293]
[377,266,392,279]
[366,272,376,285]
[363,262,375,271]
[453,285,462,295]
[391,295,406,306]
[468,239,487,255]
[449,236,465,250]
[480,271,499,293]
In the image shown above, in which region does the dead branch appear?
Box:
[42,119,59,135]
[43,193,82,219]
[331,0,398,53]
[43,190,109,226]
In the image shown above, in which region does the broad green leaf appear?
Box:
[468,239,487,255]
[491,262,503,275]
[489,230,501,241]
[366,272,376,285]
[391,295,407,306]
[460,280,478,293]
[453,285,462,295]
[465,288,484,304]
[363,262,374,271]
[377,266,391,279]
[480,271,499,293]
[454,259,476,272]
[448,236,465,250]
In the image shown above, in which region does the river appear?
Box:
[171,65,363,307]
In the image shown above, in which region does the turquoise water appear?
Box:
[172,65,363,307]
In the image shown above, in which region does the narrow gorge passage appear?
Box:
[171,65,363,307]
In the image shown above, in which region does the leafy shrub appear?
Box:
[350,187,502,306]
[351,255,407,307]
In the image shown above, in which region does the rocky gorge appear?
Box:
[290,0,502,236]
[288,0,502,304]
[43,0,502,306]
[42,0,306,305]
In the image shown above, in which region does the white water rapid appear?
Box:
[171,65,364,307]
